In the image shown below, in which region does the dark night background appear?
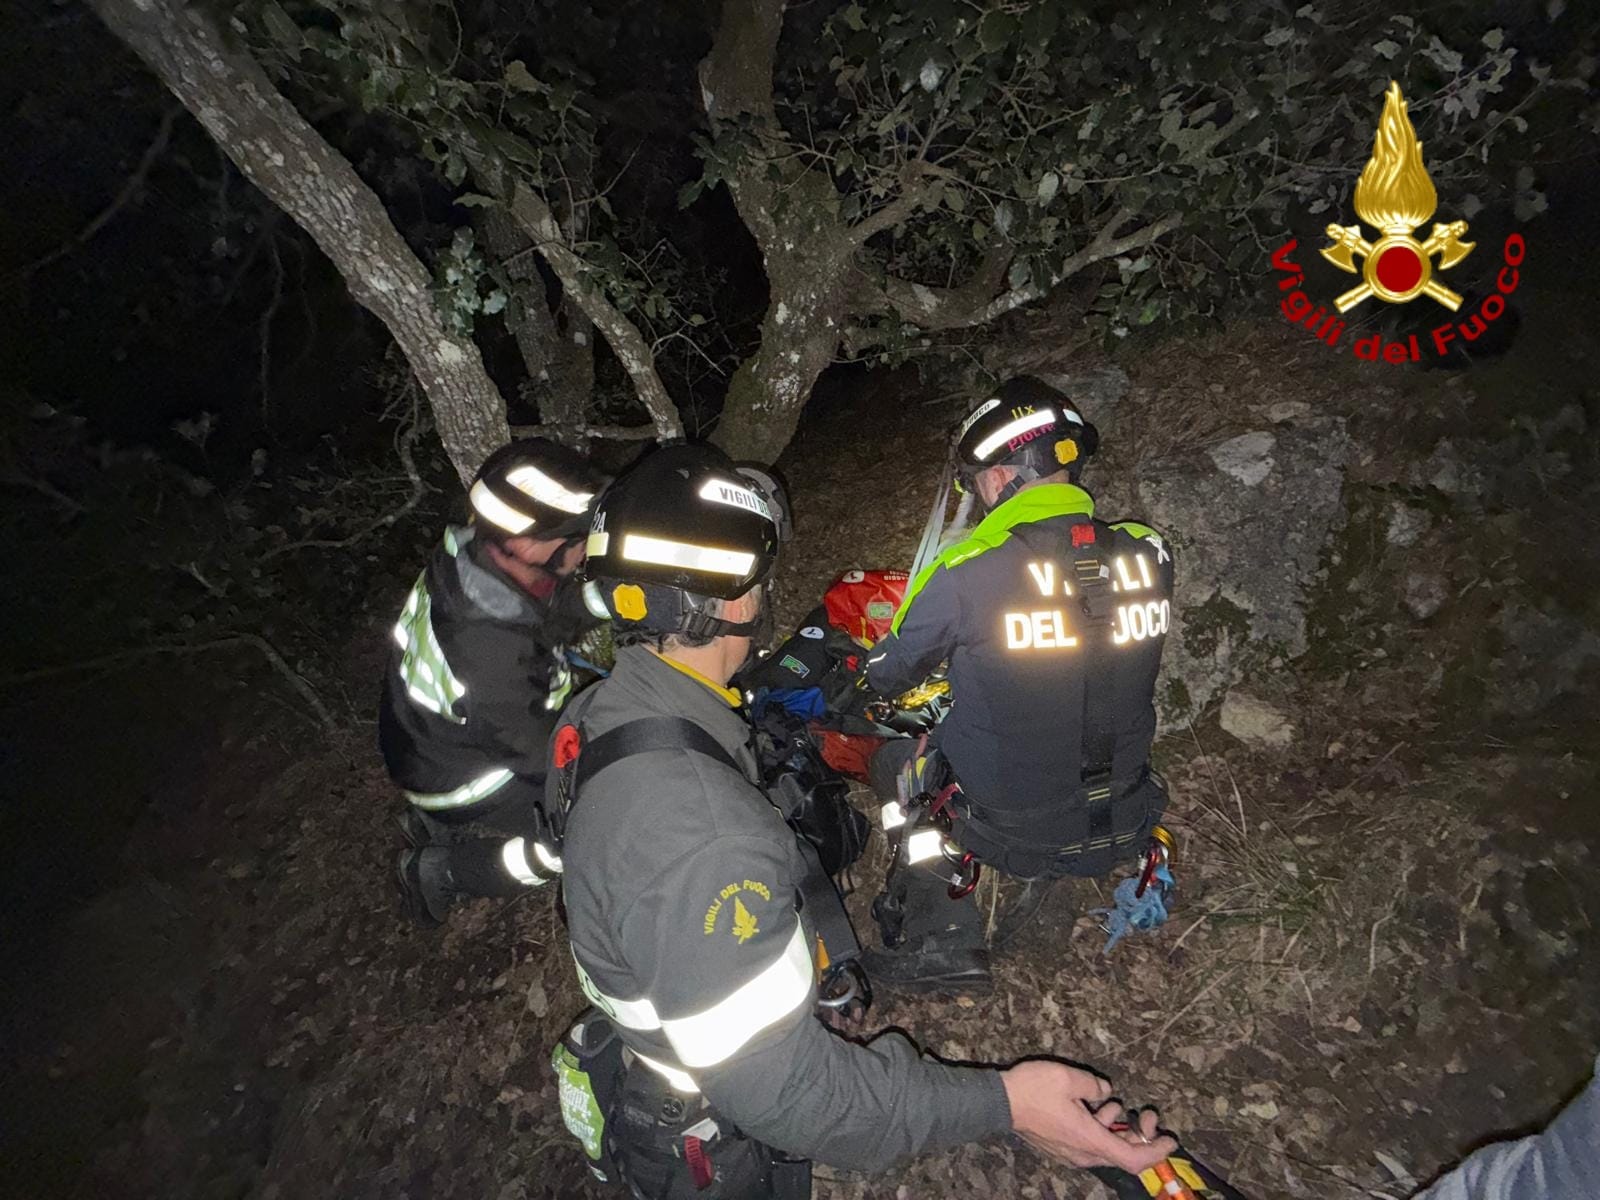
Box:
[2,1,1598,1197]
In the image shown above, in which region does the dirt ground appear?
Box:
[5,323,1598,1200]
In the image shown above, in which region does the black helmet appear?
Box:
[470,438,608,540]
[953,376,1099,491]
[584,443,779,638]
[733,462,793,544]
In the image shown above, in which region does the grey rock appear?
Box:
[1220,691,1295,747]
[1031,365,1130,418]
[1403,571,1449,621]
[1386,505,1430,547]
[1489,604,1600,714]
[1413,439,1483,497]
[1207,431,1277,487]
[1266,400,1312,423]
[1097,417,1351,718]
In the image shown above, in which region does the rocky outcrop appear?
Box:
[1096,411,1352,718]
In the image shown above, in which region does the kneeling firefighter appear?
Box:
[378,438,608,925]
[863,376,1178,992]
[550,442,1176,1197]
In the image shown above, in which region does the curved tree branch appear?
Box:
[88,0,510,485]
[858,208,1182,335]
[461,138,682,442]
[3,105,181,285]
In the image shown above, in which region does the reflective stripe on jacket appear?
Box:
[556,646,1011,1171]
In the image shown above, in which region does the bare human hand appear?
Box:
[1001,1060,1178,1173]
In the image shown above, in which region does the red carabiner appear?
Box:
[947,852,980,900]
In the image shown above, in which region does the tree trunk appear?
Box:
[713,254,849,464]
[701,0,855,464]
[89,0,509,485]
[479,210,594,444]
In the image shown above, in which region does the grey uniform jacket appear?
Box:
[555,646,1012,1172]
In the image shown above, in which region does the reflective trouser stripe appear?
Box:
[500,837,561,885]
[573,921,814,1072]
[904,827,946,864]
[405,768,513,811]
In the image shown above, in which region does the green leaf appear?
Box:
[504,60,545,93]
[491,129,542,166]
[978,12,1017,52]
[445,153,467,186]
[455,193,498,209]
[260,2,303,60]
[1263,27,1294,47]
[1036,171,1060,205]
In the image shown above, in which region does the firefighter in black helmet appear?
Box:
[379,438,609,926]
[549,442,1176,1195]
[862,376,1177,992]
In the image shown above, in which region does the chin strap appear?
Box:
[678,586,773,643]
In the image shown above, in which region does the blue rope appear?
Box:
[565,650,610,678]
[1091,865,1174,955]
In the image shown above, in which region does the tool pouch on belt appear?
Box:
[607,1056,793,1199]
[552,1010,627,1184]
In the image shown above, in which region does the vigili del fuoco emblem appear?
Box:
[1321,81,1474,312]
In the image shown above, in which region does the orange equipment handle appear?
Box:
[1152,1160,1200,1200]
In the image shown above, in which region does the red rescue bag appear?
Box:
[807,724,885,782]
[823,569,910,646]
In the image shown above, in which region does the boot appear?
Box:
[992,878,1056,949]
[397,846,456,927]
[859,931,993,995]
[395,808,446,849]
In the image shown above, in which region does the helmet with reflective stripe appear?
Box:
[584,444,779,637]
[469,438,609,540]
[733,462,793,544]
[952,376,1099,488]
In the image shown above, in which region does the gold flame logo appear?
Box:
[1321,81,1473,311]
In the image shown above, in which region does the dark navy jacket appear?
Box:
[866,484,1175,863]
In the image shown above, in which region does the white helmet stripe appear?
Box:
[972,409,1058,461]
[621,534,756,578]
[504,464,594,514]
[469,479,536,534]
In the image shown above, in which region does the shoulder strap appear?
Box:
[1065,518,1119,797]
[573,715,747,796]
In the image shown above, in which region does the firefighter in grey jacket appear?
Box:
[380,439,607,925]
[555,443,1176,1191]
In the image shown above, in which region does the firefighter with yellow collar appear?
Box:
[863,376,1177,993]
[551,442,1175,1197]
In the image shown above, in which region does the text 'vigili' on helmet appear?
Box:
[469,438,610,541]
[952,376,1099,495]
[583,443,780,639]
